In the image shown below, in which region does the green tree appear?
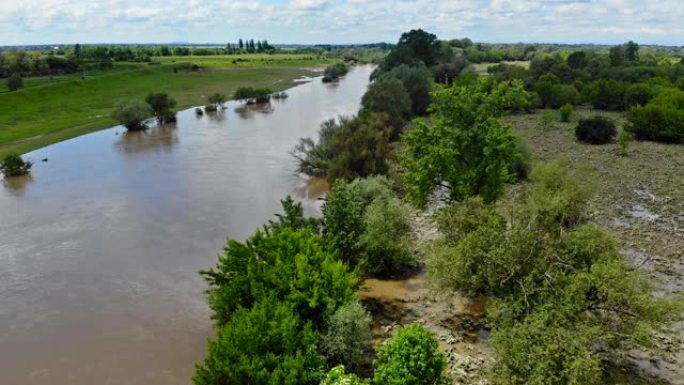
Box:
[207,93,227,109]
[361,77,412,133]
[1,154,33,177]
[373,324,446,385]
[322,301,372,371]
[321,366,369,385]
[382,64,433,115]
[145,92,177,123]
[609,45,625,66]
[6,73,23,91]
[200,226,357,328]
[401,79,531,208]
[624,40,640,62]
[193,299,325,385]
[111,100,151,130]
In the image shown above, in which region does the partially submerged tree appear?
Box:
[0,154,33,177]
[111,100,151,130]
[145,92,177,123]
[234,87,272,104]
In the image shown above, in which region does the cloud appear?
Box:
[0,0,682,45]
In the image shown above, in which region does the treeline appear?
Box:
[486,41,684,143]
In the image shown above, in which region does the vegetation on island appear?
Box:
[322,63,349,82]
[0,153,32,177]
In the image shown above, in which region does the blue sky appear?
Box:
[0,0,682,46]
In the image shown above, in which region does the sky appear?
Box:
[0,0,683,46]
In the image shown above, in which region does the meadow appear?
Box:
[0,54,334,157]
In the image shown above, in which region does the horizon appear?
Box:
[1,0,683,47]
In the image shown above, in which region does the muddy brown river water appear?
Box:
[0,65,374,385]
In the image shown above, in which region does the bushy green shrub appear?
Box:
[626,103,684,143]
[618,130,633,156]
[200,226,357,328]
[6,73,23,91]
[373,324,446,385]
[0,154,33,177]
[584,79,626,110]
[322,63,349,82]
[359,194,415,275]
[575,116,617,144]
[361,77,412,132]
[559,103,573,122]
[533,74,580,108]
[111,100,151,130]
[208,93,227,108]
[381,64,433,115]
[234,87,272,104]
[322,176,414,275]
[508,135,531,182]
[321,366,369,385]
[145,92,177,123]
[322,301,372,371]
[193,299,325,385]
[293,114,392,181]
[624,83,654,107]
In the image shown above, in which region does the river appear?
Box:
[0,65,374,385]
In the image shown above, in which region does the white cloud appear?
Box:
[0,0,682,45]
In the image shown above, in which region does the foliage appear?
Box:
[208,93,227,108]
[322,301,373,371]
[624,83,654,108]
[533,74,579,108]
[293,114,392,181]
[193,299,325,385]
[626,90,684,143]
[6,73,23,91]
[575,116,617,144]
[380,29,441,71]
[426,160,683,385]
[618,130,632,156]
[234,87,273,103]
[361,77,412,132]
[400,78,532,207]
[0,153,32,177]
[559,103,573,122]
[322,176,413,276]
[380,64,433,115]
[111,100,151,130]
[267,195,321,233]
[199,225,357,328]
[145,92,177,123]
[584,79,626,110]
[373,324,446,385]
[323,63,349,82]
[321,366,369,385]
[359,192,415,275]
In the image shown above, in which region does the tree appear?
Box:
[111,100,151,130]
[566,51,588,69]
[382,29,441,70]
[361,77,412,134]
[609,45,625,66]
[321,366,369,385]
[373,324,446,385]
[74,43,81,58]
[193,299,325,385]
[6,73,23,91]
[1,154,33,177]
[234,87,272,104]
[200,226,357,328]
[401,79,531,208]
[239,38,244,50]
[382,64,433,115]
[207,93,227,109]
[322,301,372,371]
[145,92,177,123]
[624,40,640,62]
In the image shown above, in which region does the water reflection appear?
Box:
[234,103,275,120]
[1,174,34,197]
[114,123,179,155]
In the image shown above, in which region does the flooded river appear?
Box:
[0,65,374,385]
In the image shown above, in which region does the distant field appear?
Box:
[470,60,530,75]
[0,54,334,157]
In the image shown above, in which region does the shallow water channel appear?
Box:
[0,65,375,385]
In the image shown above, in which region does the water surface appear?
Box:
[0,65,374,385]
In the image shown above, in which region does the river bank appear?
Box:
[0,54,334,158]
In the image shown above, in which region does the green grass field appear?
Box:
[0,54,334,157]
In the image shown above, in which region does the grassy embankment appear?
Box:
[0,54,334,157]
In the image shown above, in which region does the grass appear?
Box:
[0,54,334,157]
